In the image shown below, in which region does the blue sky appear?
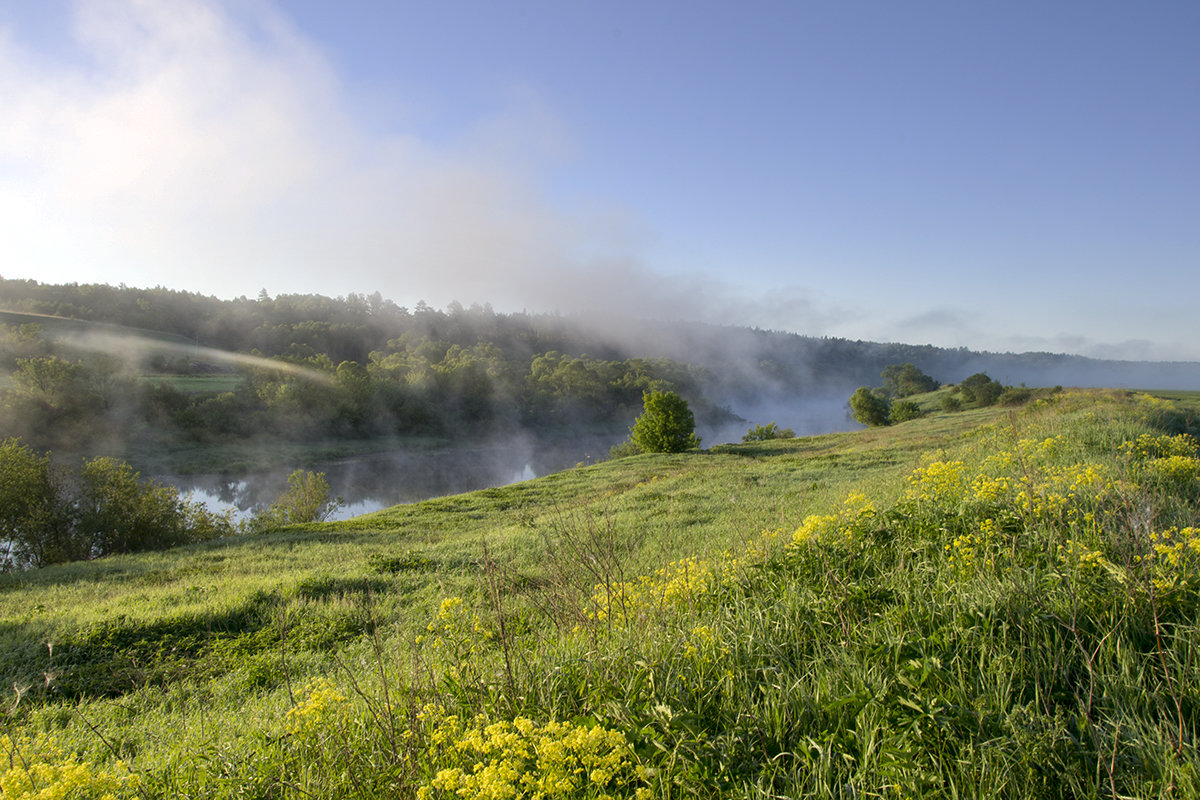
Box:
[1,1,1197,360]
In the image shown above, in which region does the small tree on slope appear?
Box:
[630,390,701,453]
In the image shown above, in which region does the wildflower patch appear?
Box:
[0,733,139,800]
[416,706,649,799]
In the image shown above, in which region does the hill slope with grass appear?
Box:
[2,390,1199,798]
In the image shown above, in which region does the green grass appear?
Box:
[2,390,1198,798]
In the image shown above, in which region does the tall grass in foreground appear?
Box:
[3,391,1199,798]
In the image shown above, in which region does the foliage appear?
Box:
[741,421,795,441]
[939,392,962,411]
[848,386,891,426]
[76,458,210,555]
[628,390,701,453]
[253,469,342,528]
[958,371,1005,406]
[3,391,1200,797]
[887,399,923,423]
[0,316,720,453]
[880,362,939,398]
[7,279,1182,465]
[0,438,235,568]
[0,438,70,568]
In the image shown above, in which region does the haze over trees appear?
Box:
[2,278,1199,466]
[0,438,235,569]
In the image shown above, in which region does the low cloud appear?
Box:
[0,0,813,336]
[2,1,1194,365]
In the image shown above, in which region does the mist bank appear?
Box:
[570,316,1200,397]
[1,278,1197,468]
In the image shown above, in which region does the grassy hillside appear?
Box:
[1,390,1198,798]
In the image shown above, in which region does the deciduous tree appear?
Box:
[630,391,701,453]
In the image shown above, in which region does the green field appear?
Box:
[1,390,1198,798]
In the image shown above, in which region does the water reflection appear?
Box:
[159,403,857,523]
[160,435,618,522]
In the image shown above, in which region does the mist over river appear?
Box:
[157,435,622,522]
[156,399,857,522]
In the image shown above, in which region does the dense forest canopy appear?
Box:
[1,277,1198,466]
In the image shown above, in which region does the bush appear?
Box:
[253,470,343,529]
[629,391,701,453]
[742,422,795,442]
[848,387,891,427]
[607,439,643,459]
[880,363,939,398]
[0,439,236,569]
[939,393,963,412]
[959,372,1004,406]
[0,438,73,568]
[888,400,923,424]
[998,386,1033,406]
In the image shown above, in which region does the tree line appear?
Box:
[0,434,345,570]
[0,319,729,456]
[848,363,1043,427]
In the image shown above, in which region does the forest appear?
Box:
[2,276,1198,468]
[0,279,732,461]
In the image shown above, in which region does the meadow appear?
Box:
[1,389,1198,798]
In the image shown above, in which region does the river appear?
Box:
[159,434,624,522]
[159,399,856,522]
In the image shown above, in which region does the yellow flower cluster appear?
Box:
[790,493,877,548]
[683,624,729,663]
[0,733,139,800]
[285,677,347,735]
[1008,462,1112,527]
[1141,527,1200,592]
[945,518,998,576]
[1133,392,1175,411]
[1120,432,1199,459]
[1057,539,1110,576]
[416,707,648,800]
[969,474,1012,503]
[1145,455,1200,487]
[905,460,968,506]
[587,556,720,627]
[418,595,488,650]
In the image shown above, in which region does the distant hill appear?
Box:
[3,277,1196,398]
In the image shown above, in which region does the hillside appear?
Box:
[2,389,1198,797]
[4,278,1200,474]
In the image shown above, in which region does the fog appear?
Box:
[3,1,1196,363]
[163,434,618,522]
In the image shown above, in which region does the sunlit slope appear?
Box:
[1,390,1198,798]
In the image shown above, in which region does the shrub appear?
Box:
[1,439,235,569]
[998,386,1033,406]
[742,422,795,442]
[607,439,643,459]
[940,393,963,412]
[254,469,343,528]
[629,391,701,453]
[880,363,939,398]
[848,387,891,427]
[959,372,1004,406]
[888,400,923,423]
[0,438,74,568]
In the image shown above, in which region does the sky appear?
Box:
[0,0,1197,361]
